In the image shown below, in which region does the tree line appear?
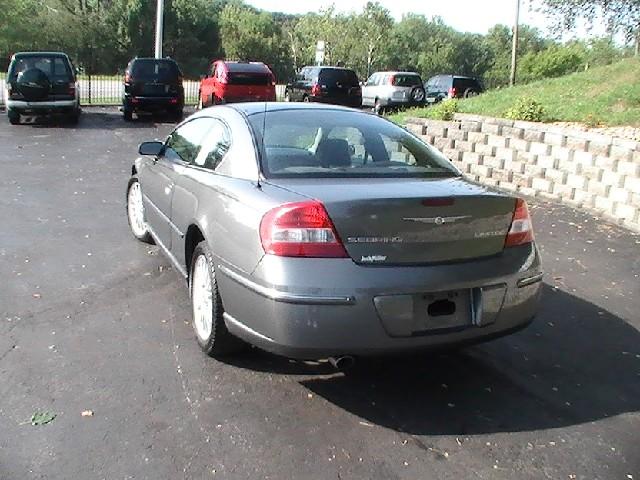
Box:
[0,0,637,86]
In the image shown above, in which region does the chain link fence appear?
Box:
[1,73,286,107]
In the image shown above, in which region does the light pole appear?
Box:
[154,0,164,58]
[510,0,520,86]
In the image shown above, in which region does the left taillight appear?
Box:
[124,72,131,83]
[259,201,348,258]
[505,198,534,247]
[448,87,456,98]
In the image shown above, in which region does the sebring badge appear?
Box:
[402,215,470,225]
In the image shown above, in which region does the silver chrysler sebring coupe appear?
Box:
[126,103,542,361]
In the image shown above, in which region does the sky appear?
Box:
[245,0,607,38]
[246,0,550,35]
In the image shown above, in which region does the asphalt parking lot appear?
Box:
[1,107,639,480]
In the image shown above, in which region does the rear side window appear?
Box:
[9,56,72,81]
[194,120,232,170]
[131,60,180,82]
[438,76,451,90]
[425,76,438,89]
[319,69,359,87]
[392,74,422,87]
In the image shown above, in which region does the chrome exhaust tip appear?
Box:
[328,355,355,371]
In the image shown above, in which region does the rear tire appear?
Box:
[68,108,80,125]
[374,99,384,115]
[197,95,203,110]
[464,88,479,98]
[284,90,291,102]
[302,95,310,103]
[190,241,245,357]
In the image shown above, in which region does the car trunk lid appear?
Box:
[266,177,516,265]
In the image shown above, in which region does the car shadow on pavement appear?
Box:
[227,284,640,435]
[18,109,186,130]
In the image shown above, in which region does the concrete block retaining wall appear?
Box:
[405,113,640,233]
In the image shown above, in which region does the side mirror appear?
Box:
[138,141,164,156]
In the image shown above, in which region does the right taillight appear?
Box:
[259,201,348,258]
[311,83,322,97]
[505,198,534,247]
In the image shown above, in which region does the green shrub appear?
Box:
[519,45,585,83]
[427,99,459,121]
[504,97,546,122]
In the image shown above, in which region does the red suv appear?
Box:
[198,60,276,107]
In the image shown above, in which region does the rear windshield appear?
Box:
[8,56,72,81]
[393,74,422,87]
[249,109,459,179]
[453,77,482,91]
[130,60,180,82]
[318,69,359,87]
[228,73,271,86]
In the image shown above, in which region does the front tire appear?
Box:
[126,178,153,243]
[7,109,20,125]
[190,241,244,357]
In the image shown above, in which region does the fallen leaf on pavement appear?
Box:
[31,411,56,426]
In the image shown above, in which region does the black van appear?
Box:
[5,52,80,125]
[122,57,184,121]
[424,75,484,103]
[284,66,362,108]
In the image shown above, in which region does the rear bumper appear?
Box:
[7,99,77,112]
[124,95,183,111]
[216,243,542,359]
